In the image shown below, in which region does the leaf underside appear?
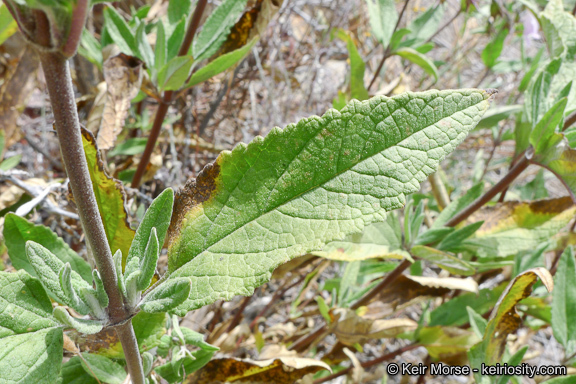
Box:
[165,89,493,315]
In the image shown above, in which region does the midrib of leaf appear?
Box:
[174,90,489,263]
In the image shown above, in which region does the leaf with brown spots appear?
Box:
[87,53,143,150]
[81,129,135,258]
[469,268,553,381]
[184,356,330,384]
[164,90,494,316]
[218,0,283,56]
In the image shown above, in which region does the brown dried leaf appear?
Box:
[185,356,330,384]
[374,274,452,312]
[329,308,417,347]
[0,43,39,147]
[89,53,143,150]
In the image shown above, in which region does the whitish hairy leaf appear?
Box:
[192,0,249,61]
[140,278,191,313]
[165,89,494,315]
[53,307,104,335]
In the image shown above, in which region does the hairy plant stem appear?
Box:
[131,0,208,188]
[39,51,144,384]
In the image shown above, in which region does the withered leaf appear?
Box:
[184,356,330,384]
[88,53,143,150]
[329,308,417,346]
[0,42,39,147]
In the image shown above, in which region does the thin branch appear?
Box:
[350,259,412,309]
[562,112,576,132]
[131,0,208,188]
[366,0,410,92]
[445,156,530,227]
[424,8,462,45]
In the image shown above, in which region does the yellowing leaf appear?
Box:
[81,129,135,259]
[416,326,480,365]
[184,357,330,383]
[469,268,553,378]
[464,197,576,257]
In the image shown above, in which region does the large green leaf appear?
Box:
[192,0,249,61]
[3,214,92,282]
[0,270,56,338]
[0,327,63,384]
[163,89,493,315]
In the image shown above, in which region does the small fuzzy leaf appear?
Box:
[0,328,63,384]
[3,214,92,282]
[127,188,174,267]
[481,28,508,69]
[92,270,109,308]
[139,278,191,313]
[25,242,91,314]
[158,56,194,91]
[180,327,220,351]
[332,28,369,101]
[192,0,249,61]
[78,288,107,320]
[364,0,397,47]
[0,270,56,338]
[53,307,104,335]
[184,37,257,89]
[59,263,88,314]
[467,306,488,339]
[138,227,159,291]
[530,97,567,154]
[103,7,136,56]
